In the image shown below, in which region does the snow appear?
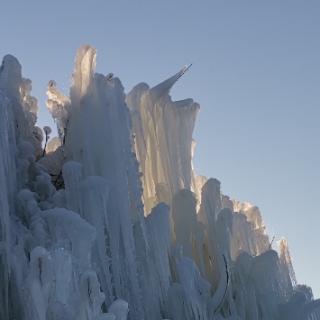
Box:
[0,45,318,320]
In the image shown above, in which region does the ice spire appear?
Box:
[63,45,146,318]
[70,45,96,103]
[127,66,199,213]
[150,64,192,99]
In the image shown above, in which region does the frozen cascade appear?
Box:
[0,45,318,320]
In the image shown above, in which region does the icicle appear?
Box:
[43,208,96,269]
[28,247,54,320]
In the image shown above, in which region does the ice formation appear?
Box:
[0,45,319,320]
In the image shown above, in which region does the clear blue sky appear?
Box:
[1,0,319,297]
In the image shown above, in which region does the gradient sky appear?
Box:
[1,0,319,297]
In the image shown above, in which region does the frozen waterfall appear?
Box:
[0,46,318,320]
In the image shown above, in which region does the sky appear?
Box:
[0,0,319,297]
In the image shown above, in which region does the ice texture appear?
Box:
[0,46,318,320]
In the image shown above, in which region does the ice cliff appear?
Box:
[0,45,318,320]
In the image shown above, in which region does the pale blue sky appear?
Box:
[1,1,319,297]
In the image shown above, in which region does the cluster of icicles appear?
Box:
[0,46,319,320]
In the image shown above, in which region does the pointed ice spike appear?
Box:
[150,63,192,99]
[70,45,97,103]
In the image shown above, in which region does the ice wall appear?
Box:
[0,46,318,320]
